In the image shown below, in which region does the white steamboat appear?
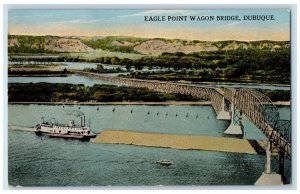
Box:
[34,116,96,140]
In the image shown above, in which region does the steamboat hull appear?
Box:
[34,116,96,140]
[35,131,96,140]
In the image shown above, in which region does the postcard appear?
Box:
[6,8,291,187]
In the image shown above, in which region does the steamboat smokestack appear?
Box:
[83,116,85,127]
[81,116,83,127]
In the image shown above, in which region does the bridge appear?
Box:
[78,71,291,185]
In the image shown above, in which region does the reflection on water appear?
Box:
[9,105,230,136]
[8,130,269,186]
[9,75,290,91]
[9,62,98,70]
[8,75,119,86]
[57,62,97,70]
[9,61,290,90]
[8,104,291,186]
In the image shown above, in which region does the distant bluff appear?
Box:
[8,35,290,55]
[8,35,94,53]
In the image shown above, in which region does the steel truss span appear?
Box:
[78,72,291,158]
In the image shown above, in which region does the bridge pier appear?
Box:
[216,97,231,120]
[255,141,283,185]
[278,150,285,179]
[81,72,290,163]
[224,102,244,136]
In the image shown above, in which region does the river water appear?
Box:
[9,61,290,90]
[9,62,98,70]
[9,75,290,90]
[8,75,119,86]
[8,104,291,186]
[7,61,291,186]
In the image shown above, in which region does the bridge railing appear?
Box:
[233,89,291,157]
[77,72,291,157]
[276,120,291,144]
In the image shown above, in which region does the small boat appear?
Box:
[34,116,96,140]
[155,160,173,166]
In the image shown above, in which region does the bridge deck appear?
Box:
[214,88,225,95]
[78,72,290,158]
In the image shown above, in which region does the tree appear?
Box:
[180,68,188,75]
[63,68,68,74]
[96,64,104,71]
[110,57,120,65]
[126,64,131,71]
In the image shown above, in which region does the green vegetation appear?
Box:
[9,35,46,53]
[8,35,290,84]
[9,64,62,68]
[8,35,66,53]
[8,83,289,102]
[120,48,290,84]
[83,65,126,73]
[70,49,145,60]
[258,89,290,101]
[81,36,148,53]
[9,35,290,55]
[8,83,202,102]
[9,47,290,84]
[8,69,70,76]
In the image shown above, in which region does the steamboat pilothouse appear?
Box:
[34,116,96,140]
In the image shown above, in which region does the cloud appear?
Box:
[223,21,243,27]
[50,10,195,24]
[9,12,66,19]
[117,10,195,18]
[50,18,105,24]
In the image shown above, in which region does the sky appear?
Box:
[8,9,290,41]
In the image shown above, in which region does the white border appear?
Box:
[1,1,299,193]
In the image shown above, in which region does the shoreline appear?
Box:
[8,101,212,106]
[175,80,290,87]
[8,74,69,77]
[8,101,290,106]
[7,70,290,87]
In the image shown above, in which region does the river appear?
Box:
[9,62,98,70]
[9,74,290,90]
[8,75,119,86]
[8,61,290,90]
[8,104,291,186]
[7,61,291,186]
